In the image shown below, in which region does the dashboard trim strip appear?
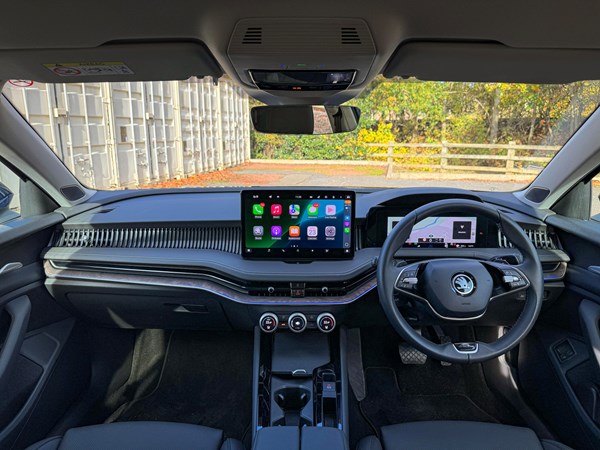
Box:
[44,261,377,306]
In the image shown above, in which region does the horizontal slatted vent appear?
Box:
[54,227,241,254]
[498,228,557,250]
[341,27,361,44]
[242,27,263,44]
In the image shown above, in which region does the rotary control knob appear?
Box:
[317,313,336,333]
[259,313,278,333]
[288,312,307,333]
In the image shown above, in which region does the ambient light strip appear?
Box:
[44,261,377,306]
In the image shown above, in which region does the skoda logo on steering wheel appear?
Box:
[451,273,476,296]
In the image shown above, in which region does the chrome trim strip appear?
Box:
[48,260,246,292]
[44,262,376,306]
[454,343,479,354]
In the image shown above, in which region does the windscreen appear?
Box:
[3,76,600,195]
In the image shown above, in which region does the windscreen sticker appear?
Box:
[43,62,134,77]
[8,80,34,87]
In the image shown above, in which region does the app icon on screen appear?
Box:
[252,203,264,215]
[325,226,336,237]
[307,203,319,216]
[253,226,264,237]
[344,227,351,234]
[289,226,301,237]
[271,204,283,216]
[271,226,283,237]
[289,204,300,216]
[344,221,350,227]
[307,226,318,237]
[325,205,337,216]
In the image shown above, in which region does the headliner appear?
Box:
[2,0,600,104]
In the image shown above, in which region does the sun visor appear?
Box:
[384,42,600,83]
[0,41,222,83]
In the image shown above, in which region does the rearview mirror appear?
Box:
[251,105,360,135]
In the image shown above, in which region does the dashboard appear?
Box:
[42,187,569,331]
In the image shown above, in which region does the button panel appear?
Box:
[395,269,419,290]
[500,268,528,289]
[259,311,337,333]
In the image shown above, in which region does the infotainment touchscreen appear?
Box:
[241,190,355,259]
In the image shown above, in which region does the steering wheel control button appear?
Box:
[259,313,279,333]
[396,269,419,290]
[454,342,479,354]
[501,269,528,289]
[316,313,336,333]
[288,313,307,333]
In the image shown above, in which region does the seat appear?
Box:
[356,421,573,450]
[25,421,245,450]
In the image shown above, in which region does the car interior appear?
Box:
[2,1,600,449]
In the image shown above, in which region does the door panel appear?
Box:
[518,215,600,450]
[0,218,81,450]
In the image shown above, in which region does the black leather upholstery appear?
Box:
[356,421,573,450]
[356,435,383,450]
[25,421,244,450]
[252,426,348,450]
[300,427,347,450]
[252,426,299,450]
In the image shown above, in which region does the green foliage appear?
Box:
[250,78,600,162]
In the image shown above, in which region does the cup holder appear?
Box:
[273,387,311,426]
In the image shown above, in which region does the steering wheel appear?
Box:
[377,199,544,363]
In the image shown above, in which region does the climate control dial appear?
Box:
[288,312,308,333]
[317,313,336,333]
[259,312,279,333]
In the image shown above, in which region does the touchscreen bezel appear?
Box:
[241,190,356,260]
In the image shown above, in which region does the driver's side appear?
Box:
[355,198,569,449]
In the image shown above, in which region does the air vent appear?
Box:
[54,226,241,254]
[341,27,361,44]
[498,228,558,250]
[242,27,262,45]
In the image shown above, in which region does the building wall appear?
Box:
[3,77,251,190]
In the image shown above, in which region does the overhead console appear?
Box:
[228,18,376,102]
[249,70,356,92]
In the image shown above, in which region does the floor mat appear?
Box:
[113,331,253,441]
[360,367,498,429]
[356,326,524,435]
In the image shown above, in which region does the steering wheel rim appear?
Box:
[377,199,544,363]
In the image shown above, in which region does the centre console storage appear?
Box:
[252,426,347,450]
[252,326,348,448]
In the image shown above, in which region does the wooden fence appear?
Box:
[366,141,561,178]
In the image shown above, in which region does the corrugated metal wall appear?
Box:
[3,77,251,189]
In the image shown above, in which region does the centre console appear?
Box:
[251,324,349,449]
